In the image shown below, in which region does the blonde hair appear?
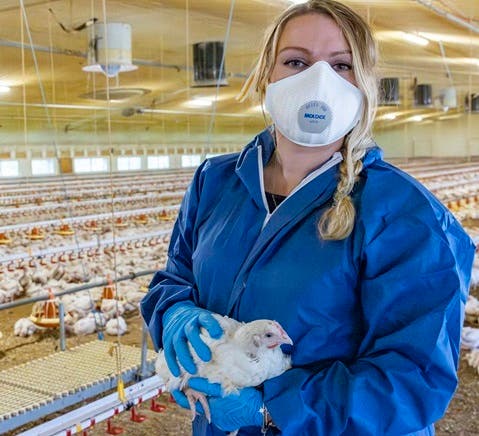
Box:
[239,0,378,240]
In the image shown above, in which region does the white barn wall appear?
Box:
[375,115,479,159]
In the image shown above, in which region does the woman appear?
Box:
[141,1,475,434]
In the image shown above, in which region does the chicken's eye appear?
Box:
[265,333,273,338]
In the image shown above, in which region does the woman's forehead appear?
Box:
[277,13,350,54]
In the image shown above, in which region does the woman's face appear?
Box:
[270,13,356,86]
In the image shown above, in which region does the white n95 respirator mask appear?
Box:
[264,61,364,147]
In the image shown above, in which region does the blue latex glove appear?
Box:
[162,301,223,376]
[172,377,263,431]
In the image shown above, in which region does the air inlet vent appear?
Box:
[379,78,400,106]
[414,84,433,107]
[192,41,228,87]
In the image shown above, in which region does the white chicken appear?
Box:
[73,316,96,336]
[14,318,37,337]
[105,316,128,336]
[155,314,293,424]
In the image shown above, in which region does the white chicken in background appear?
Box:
[0,290,10,304]
[14,318,37,337]
[73,314,96,335]
[469,267,479,289]
[123,290,145,312]
[465,295,479,325]
[66,294,95,319]
[105,316,128,336]
[100,298,125,320]
[1,279,22,300]
[156,314,293,423]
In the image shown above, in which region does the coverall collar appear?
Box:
[234,127,383,211]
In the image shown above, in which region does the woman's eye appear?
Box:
[284,59,308,69]
[333,62,352,72]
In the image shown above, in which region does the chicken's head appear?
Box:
[252,320,293,349]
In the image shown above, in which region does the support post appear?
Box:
[59,301,66,351]
[139,320,149,379]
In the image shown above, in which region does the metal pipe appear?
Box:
[0,229,170,265]
[58,301,66,351]
[0,38,183,71]
[415,0,479,34]
[20,375,163,436]
[0,269,156,311]
[0,40,246,75]
[0,37,86,57]
[139,320,150,380]
[0,205,178,232]
[0,101,261,118]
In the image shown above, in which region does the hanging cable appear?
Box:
[100,0,125,402]
[20,4,29,186]
[18,1,93,271]
[206,0,236,147]
[19,0,107,344]
[18,0,94,356]
[438,41,454,86]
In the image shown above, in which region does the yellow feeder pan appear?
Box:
[29,298,60,328]
[158,211,170,221]
[84,220,102,232]
[0,233,11,245]
[115,218,128,228]
[139,284,149,292]
[54,224,75,236]
[27,228,45,240]
[134,214,148,225]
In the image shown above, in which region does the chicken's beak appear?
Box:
[280,332,293,346]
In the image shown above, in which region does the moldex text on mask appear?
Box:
[265,61,363,147]
[304,114,326,119]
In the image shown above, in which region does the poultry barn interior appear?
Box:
[1,0,479,434]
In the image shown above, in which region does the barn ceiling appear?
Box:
[0,0,478,147]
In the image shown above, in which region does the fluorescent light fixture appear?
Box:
[0,85,11,93]
[384,113,397,120]
[401,32,429,47]
[185,97,214,108]
[411,115,423,122]
[418,32,442,42]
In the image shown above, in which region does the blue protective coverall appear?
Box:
[141,128,475,436]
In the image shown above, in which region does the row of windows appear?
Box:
[0,155,211,177]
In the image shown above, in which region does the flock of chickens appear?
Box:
[2,161,479,422]
[0,171,194,340]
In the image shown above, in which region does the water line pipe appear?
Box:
[415,0,479,34]
[0,268,156,311]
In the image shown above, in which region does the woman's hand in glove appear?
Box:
[162,301,223,376]
[172,378,264,432]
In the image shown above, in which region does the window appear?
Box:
[147,155,170,170]
[73,157,108,173]
[31,159,55,175]
[181,154,201,168]
[117,156,141,171]
[0,160,19,177]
